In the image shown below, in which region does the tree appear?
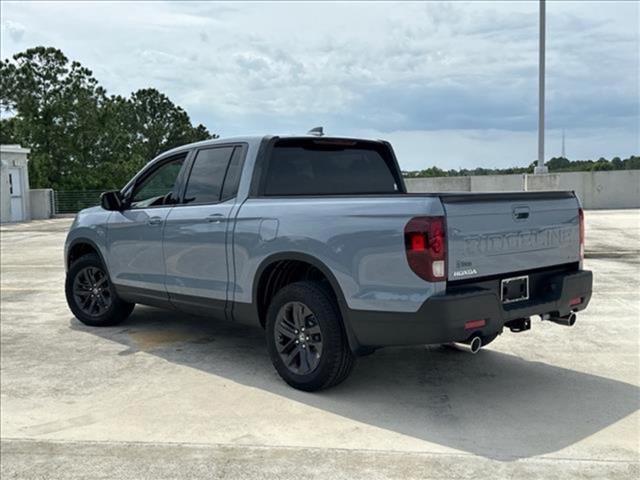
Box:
[0,46,215,190]
[611,157,623,169]
[591,160,614,171]
[402,155,639,178]
[547,157,571,170]
[127,88,213,171]
[624,156,640,169]
[0,117,20,144]
[416,166,446,177]
[0,47,107,189]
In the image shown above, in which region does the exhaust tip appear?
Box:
[546,312,577,327]
[469,336,482,354]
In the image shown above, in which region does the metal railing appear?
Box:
[53,189,170,214]
[54,190,103,214]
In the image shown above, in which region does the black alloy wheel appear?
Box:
[274,301,324,375]
[72,266,113,317]
[65,253,134,327]
[266,281,355,391]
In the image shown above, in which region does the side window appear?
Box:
[183,147,234,205]
[130,157,185,209]
[220,147,245,201]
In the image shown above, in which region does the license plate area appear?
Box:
[501,275,529,304]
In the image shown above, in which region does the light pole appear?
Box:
[535,0,549,174]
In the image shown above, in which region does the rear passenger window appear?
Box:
[221,147,245,201]
[184,147,234,204]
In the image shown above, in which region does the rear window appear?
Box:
[262,139,401,196]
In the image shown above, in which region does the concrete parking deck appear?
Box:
[1,211,639,479]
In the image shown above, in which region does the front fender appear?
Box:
[64,208,111,272]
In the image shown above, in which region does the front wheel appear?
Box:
[266,281,355,391]
[65,253,134,327]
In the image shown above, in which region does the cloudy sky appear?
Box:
[1,1,638,170]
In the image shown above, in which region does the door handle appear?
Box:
[512,206,530,221]
[147,216,163,226]
[207,214,225,223]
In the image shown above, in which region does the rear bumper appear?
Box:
[346,269,592,348]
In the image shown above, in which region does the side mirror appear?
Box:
[100,190,125,211]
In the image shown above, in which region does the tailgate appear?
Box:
[442,192,580,281]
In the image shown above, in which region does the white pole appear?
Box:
[535,0,549,174]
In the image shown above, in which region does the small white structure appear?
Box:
[1,145,31,223]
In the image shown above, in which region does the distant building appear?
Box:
[1,145,31,223]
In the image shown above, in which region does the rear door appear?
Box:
[163,144,246,318]
[443,192,580,281]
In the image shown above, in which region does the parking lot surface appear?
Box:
[1,211,639,479]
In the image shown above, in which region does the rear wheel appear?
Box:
[65,253,134,326]
[266,281,355,391]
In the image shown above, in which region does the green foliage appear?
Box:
[404,155,639,178]
[0,117,20,143]
[1,46,215,190]
[547,156,640,173]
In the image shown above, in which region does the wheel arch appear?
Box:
[252,252,362,352]
[66,238,107,271]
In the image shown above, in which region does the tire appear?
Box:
[65,253,134,327]
[266,281,355,391]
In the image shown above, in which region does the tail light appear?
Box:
[578,208,585,260]
[404,216,447,282]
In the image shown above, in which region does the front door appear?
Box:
[107,154,187,303]
[8,168,24,222]
[163,145,239,318]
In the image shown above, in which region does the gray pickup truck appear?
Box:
[65,133,592,391]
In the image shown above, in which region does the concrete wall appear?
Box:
[553,171,640,209]
[405,170,640,209]
[405,174,524,193]
[471,174,524,192]
[30,189,54,220]
[524,173,561,192]
[407,176,471,192]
